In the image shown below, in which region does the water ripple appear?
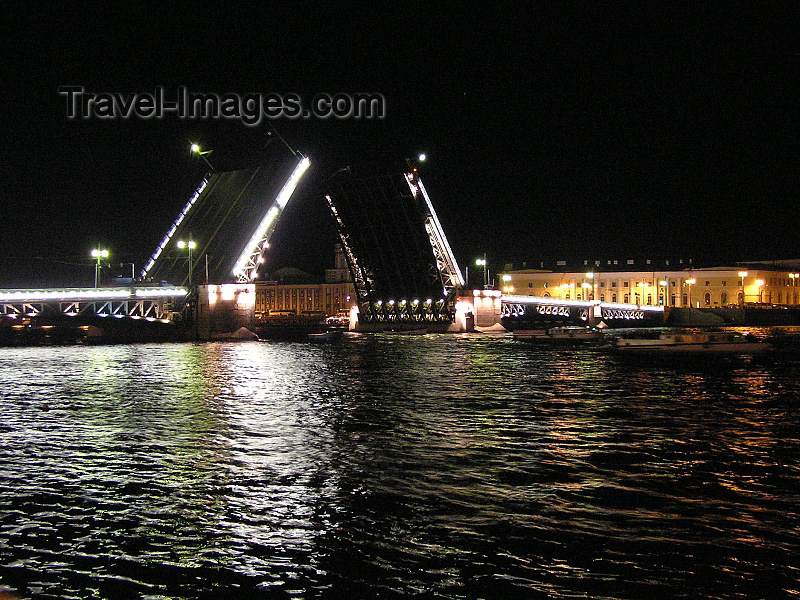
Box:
[1,335,799,598]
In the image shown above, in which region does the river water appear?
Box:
[1,331,799,599]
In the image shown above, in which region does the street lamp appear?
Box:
[685,277,696,307]
[177,239,196,286]
[659,280,667,305]
[585,271,595,300]
[738,270,748,305]
[190,143,214,170]
[91,248,109,288]
[475,255,488,288]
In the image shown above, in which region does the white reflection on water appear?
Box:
[0,334,799,599]
[209,343,341,562]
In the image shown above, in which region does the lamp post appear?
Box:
[501,274,513,294]
[585,271,595,300]
[177,239,196,286]
[475,256,487,289]
[738,271,748,306]
[91,248,109,288]
[685,277,696,307]
[659,280,667,305]
[190,143,214,170]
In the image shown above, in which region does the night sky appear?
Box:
[2,4,799,288]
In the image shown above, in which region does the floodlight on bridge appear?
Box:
[190,143,214,170]
[91,248,109,288]
[233,155,311,282]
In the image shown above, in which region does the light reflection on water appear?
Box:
[0,333,799,599]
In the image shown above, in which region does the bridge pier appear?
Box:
[194,284,257,340]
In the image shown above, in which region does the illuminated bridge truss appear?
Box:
[0,287,188,320]
[325,167,464,325]
[500,295,665,329]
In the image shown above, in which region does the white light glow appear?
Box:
[135,288,188,298]
[233,156,311,280]
[0,287,186,303]
[221,284,237,301]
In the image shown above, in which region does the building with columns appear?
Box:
[499,261,800,308]
[254,245,356,318]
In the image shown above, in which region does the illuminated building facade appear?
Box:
[254,282,355,317]
[254,245,356,317]
[500,264,800,308]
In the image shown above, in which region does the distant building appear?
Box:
[500,259,800,308]
[254,245,356,317]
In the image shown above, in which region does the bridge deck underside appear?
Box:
[327,171,452,322]
[144,157,297,287]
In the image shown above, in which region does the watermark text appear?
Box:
[58,86,385,125]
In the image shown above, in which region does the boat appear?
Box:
[610,331,771,354]
[307,329,343,342]
[513,326,604,342]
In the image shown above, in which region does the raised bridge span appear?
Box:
[1,147,660,336]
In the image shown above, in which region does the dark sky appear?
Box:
[1,4,799,287]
